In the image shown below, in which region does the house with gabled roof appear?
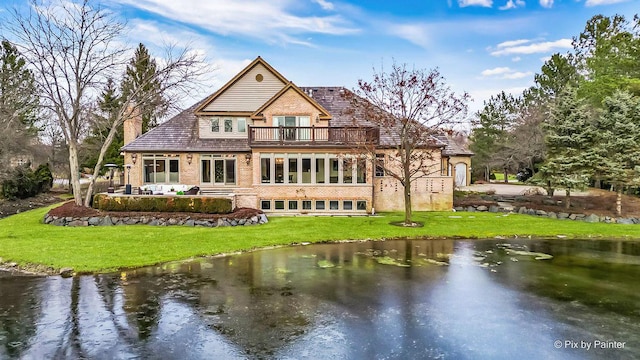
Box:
[121,56,471,214]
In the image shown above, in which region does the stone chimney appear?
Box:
[123,107,142,146]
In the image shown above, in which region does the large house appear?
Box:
[121,57,471,214]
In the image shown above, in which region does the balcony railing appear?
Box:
[248,126,379,147]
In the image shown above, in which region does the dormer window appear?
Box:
[204,117,249,138]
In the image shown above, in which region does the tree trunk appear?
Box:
[503,168,508,183]
[565,189,571,209]
[403,146,412,225]
[616,186,622,216]
[83,125,121,207]
[68,141,83,205]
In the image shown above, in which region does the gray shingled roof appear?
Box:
[439,132,475,156]
[300,86,447,149]
[123,86,468,154]
[121,100,251,153]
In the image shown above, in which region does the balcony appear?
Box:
[248,126,379,147]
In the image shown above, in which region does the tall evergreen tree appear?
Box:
[121,43,167,133]
[540,89,592,208]
[590,90,640,216]
[470,91,518,181]
[0,40,39,179]
[81,78,123,171]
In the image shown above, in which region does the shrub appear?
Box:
[1,163,53,200]
[92,195,232,214]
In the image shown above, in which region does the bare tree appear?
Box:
[82,46,206,206]
[5,0,206,206]
[346,63,469,225]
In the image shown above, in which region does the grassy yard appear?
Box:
[492,172,518,181]
[2,203,640,273]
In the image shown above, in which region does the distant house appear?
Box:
[121,57,472,214]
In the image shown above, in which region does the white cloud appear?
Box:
[497,39,531,48]
[481,67,513,76]
[312,0,335,10]
[480,67,533,79]
[387,23,431,48]
[490,38,572,56]
[110,0,358,46]
[458,0,493,7]
[539,0,553,8]
[512,56,522,62]
[585,0,629,6]
[499,0,525,10]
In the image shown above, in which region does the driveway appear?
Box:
[458,183,591,196]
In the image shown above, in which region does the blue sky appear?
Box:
[4,0,640,113]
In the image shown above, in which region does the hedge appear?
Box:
[93,194,232,214]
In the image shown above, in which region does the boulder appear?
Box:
[259,214,269,224]
[100,216,113,226]
[88,217,101,226]
[617,218,634,225]
[558,213,569,219]
[584,214,600,223]
[59,268,74,278]
[477,205,488,211]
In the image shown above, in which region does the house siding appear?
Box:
[203,63,286,112]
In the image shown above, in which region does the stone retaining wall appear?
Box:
[44,213,269,227]
[455,204,638,224]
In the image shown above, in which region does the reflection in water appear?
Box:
[0,239,639,359]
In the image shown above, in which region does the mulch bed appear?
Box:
[47,201,263,220]
[456,188,640,218]
[0,192,66,219]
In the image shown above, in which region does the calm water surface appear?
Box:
[1,238,639,359]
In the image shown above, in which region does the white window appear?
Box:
[143,155,180,184]
[238,118,247,133]
[208,117,248,136]
[273,116,311,140]
[200,155,236,185]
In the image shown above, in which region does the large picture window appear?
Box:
[259,153,368,185]
[143,155,180,184]
[201,155,236,185]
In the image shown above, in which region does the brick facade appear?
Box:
[121,57,467,214]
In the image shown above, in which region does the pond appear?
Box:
[1,238,639,359]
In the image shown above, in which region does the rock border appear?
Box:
[454,204,638,224]
[44,213,269,227]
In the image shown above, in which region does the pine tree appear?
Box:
[590,90,640,216]
[121,43,167,133]
[470,91,518,181]
[540,89,592,208]
[0,40,39,179]
[81,78,123,171]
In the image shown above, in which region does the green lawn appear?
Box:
[492,172,518,181]
[1,203,640,273]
